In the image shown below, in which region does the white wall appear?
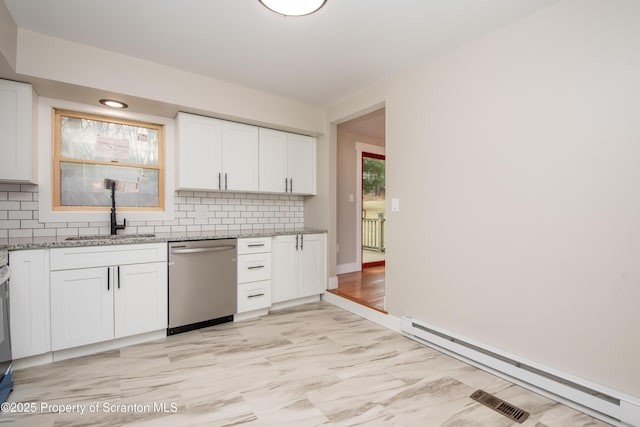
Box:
[328,0,640,398]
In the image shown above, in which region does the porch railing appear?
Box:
[362,211,385,253]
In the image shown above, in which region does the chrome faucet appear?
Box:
[104,179,126,235]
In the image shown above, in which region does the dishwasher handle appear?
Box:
[171,245,236,255]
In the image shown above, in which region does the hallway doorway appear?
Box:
[335,107,386,311]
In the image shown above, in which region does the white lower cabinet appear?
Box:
[50,267,113,351]
[49,243,167,351]
[9,249,50,359]
[237,281,271,313]
[236,237,272,314]
[115,262,167,338]
[272,234,326,304]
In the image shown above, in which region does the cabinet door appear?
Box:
[50,267,114,351]
[271,235,299,303]
[9,250,49,359]
[299,234,326,298]
[222,121,259,192]
[114,262,167,338]
[0,79,35,183]
[259,128,288,193]
[287,134,316,195]
[176,113,223,190]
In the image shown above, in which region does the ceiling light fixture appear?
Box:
[259,0,327,17]
[99,99,128,109]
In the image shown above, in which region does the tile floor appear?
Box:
[1,302,610,426]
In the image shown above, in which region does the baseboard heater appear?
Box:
[401,316,640,426]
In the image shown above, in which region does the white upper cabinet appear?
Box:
[222,121,259,191]
[177,112,315,195]
[176,112,259,192]
[259,128,316,195]
[258,128,289,193]
[176,112,223,191]
[287,132,316,195]
[0,79,37,183]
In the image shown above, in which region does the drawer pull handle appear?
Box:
[248,293,265,298]
[247,244,265,247]
[248,265,265,270]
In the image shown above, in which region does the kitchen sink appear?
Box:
[65,233,156,241]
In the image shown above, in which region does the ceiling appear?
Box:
[4,0,560,107]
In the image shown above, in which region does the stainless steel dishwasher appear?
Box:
[168,239,237,335]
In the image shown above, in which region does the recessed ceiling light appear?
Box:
[259,0,327,17]
[99,99,128,109]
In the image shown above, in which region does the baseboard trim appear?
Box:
[270,295,321,311]
[336,262,361,275]
[53,330,166,362]
[13,353,54,370]
[322,291,401,332]
[234,308,269,322]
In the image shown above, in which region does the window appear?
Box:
[53,109,164,211]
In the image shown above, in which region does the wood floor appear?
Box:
[330,265,386,312]
[0,302,609,426]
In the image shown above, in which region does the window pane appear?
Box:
[60,116,159,166]
[59,162,159,207]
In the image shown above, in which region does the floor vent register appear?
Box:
[470,389,530,423]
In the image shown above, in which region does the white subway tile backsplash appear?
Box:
[9,211,32,220]
[78,227,100,236]
[67,222,89,228]
[20,202,39,211]
[0,220,21,229]
[0,184,20,192]
[0,201,20,211]
[9,229,33,238]
[33,229,57,237]
[20,220,44,229]
[8,192,33,201]
[56,228,79,237]
[0,189,304,237]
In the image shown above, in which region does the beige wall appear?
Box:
[336,129,385,268]
[328,0,640,398]
[3,26,325,134]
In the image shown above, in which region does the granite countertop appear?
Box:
[2,228,327,251]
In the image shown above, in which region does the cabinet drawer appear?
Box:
[237,253,271,283]
[237,238,271,255]
[237,281,271,313]
[50,243,167,271]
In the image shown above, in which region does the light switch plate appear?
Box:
[391,198,400,212]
